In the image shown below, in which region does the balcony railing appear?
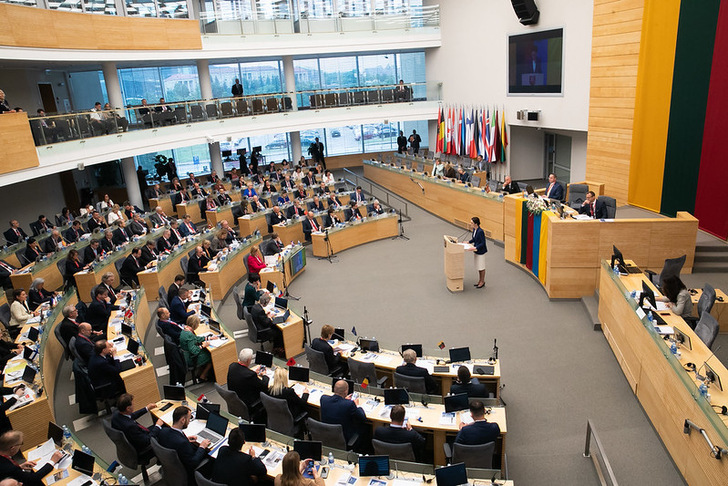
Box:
[27,82,438,147]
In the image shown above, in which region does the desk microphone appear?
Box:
[695,345,722,382]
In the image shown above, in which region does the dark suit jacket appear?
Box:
[450,380,489,398]
[250,303,274,333]
[59,317,79,346]
[111,407,160,451]
[129,220,147,236]
[75,334,95,364]
[544,181,565,201]
[24,244,42,263]
[0,455,54,486]
[309,201,325,212]
[286,205,305,219]
[140,246,159,266]
[64,226,84,242]
[311,337,338,373]
[87,218,107,232]
[262,239,283,256]
[323,215,341,229]
[64,259,83,286]
[211,446,267,486]
[100,237,115,253]
[344,207,363,222]
[88,353,125,395]
[159,319,183,345]
[157,237,173,253]
[169,296,194,325]
[227,362,269,408]
[373,425,426,461]
[350,191,367,205]
[3,227,27,244]
[28,287,53,310]
[578,198,608,219]
[454,420,501,445]
[83,245,101,265]
[187,254,209,283]
[242,282,261,309]
[179,221,197,237]
[157,426,208,472]
[395,362,438,394]
[320,394,366,441]
[167,283,181,302]
[502,181,520,195]
[30,220,51,236]
[113,227,132,245]
[86,298,118,332]
[270,387,309,420]
[43,236,64,253]
[301,217,320,241]
[468,227,487,255]
[120,254,144,285]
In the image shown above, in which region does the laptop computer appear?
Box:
[449,347,471,363]
[239,423,266,443]
[275,297,288,309]
[23,346,37,362]
[196,402,221,421]
[444,393,469,413]
[126,338,140,356]
[359,455,390,477]
[48,422,64,446]
[293,440,322,461]
[359,338,379,352]
[22,365,37,384]
[435,462,468,486]
[208,319,222,334]
[266,281,275,293]
[163,385,186,401]
[288,366,310,382]
[196,412,229,447]
[255,351,273,367]
[71,449,95,477]
[200,304,212,317]
[332,327,345,341]
[26,326,39,342]
[121,323,133,336]
[384,388,409,406]
[401,343,423,357]
[271,308,290,324]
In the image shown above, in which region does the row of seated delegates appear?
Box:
[138,97,177,127]
[89,101,129,135]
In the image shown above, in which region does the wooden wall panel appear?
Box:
[0,4,201,50]
[0,112,39,175]
[585,0,645,204]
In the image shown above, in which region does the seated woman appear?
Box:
[269,367,309,421]
[9,289,40,338]
[107,204,124,225]
[179,315,214,381]
[275,451,323,486]
[246,246,266,276]
[658,275,693,319]
[28,278,55,311]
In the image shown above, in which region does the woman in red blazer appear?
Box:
[246,245,267,276]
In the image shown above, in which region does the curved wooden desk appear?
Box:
[199,236,261,301]
[311,214,398,257]
[598,263,728,485]
[149,195,176,216]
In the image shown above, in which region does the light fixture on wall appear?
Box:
[517,110,541,121]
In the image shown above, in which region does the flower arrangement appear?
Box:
[525,195,548,215]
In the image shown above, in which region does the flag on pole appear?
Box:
[286,357,296,366]
[494,109,502,163]
[460,107,467,156]
[485,108,492,162]
[465,110,473,158]
[500,108,508,162]
[437,107,445,153]
[351,326,357,336]
[470,109,479,159]
[438,341,446,350]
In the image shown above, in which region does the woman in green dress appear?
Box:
[180,315,214,381]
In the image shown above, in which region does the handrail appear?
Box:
[342,166,410,220]
[583,419,619,486]
[684,419,728,460]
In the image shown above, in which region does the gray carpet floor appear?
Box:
[50,183,721,486]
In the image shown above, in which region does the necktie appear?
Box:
[138,423,149,432]
[173,229,181,240]
[311,219,317,231]
[547,183,553,196]
[2,455,20,467]
[14,229,19,237]
[591,203,595,217]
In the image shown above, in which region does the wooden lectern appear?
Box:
[444,235,465,292]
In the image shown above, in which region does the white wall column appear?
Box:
[101,62,124,109]
[209,142,224,175]
[197,59,213,100]
[282,55,298,111]
[290,132,302,163]
[121,157,143,208]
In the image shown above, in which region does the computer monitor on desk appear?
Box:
[705,362,723,392]
[639,280,657,310]
[449,347,471,363]
[401,343,423,357]
[435,462,468,486]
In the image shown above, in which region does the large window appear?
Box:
[240,61,283,95]
[160,66,201,102]
[210,64,240,99]
[136,144,213,179]
[118,66,200,106]
[324,125,363,156]
[319,57,357,89]
[358,54,396,86]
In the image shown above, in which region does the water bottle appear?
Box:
[82,445,91,455]
[647,312,653,325]
[670,341,678,355]
[699,381,709,398]
[328,451,334,465]
[62,425,72,444]
[613,264,619,276]
[119,474,129,485]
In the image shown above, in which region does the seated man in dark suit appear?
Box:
[3,220,28,245]
[29,214,53,236]
[250,293,284,349]
[58,305,81,347]
[0,430,63,486]
[179,214,198,237]
[301,212,321,242]
[227,348,269,421]
[268,207,287,233]
[87,211,108,233]
[501,176,520,195]
[156,229,174,253]
[311,325,348,376]
[64,220,84,243]
[0,260,17,290]
[156,307,184,345]
[168,220,183,246]
[112,221,132,246]
[169,286,195,325]
[322,208,341,229]
[74,323,97,364]
[450,366,488,398]
[99,230,116,253]
[396,349,437,394]
[129,214,148,236]
[320,379,366,446]
[263,233,284,256]
[86,286,119,333]
[457,167,471,184]
[373,404,426,461]
[248,195,267,213]
[211,427,267,486]
[242,274,263,309]
[308,196,325,212]
[83,239,102,265]
[578,191,608,219]
[344,201,363,222]
[157,406,211,478]
[120,247,149,286]
[140,240,159,267]
[326,192,343,209]
[454,400,501,449]
[167,274,185,303]
[43,229,66,253]
[543,173,565,201]
[111,393,162,461]
[88,340,126,399]
[187,246,209,286]
[350,186,367,206]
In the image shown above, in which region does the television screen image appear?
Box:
[508,28,563,94]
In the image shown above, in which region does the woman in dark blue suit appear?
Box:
[468,217,487,288]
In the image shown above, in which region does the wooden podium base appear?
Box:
[446,277,463,292]
[444,235,465,293]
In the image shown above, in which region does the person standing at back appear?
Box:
[408,130,421,155]
[232,78,244,97]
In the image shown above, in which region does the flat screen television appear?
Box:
[289,248,306,276]
[508,28,563,94]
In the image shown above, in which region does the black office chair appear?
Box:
[645,254,686,288]
[54,322,70,361]
[114,258,131,288]
[304,344,342,377]
[195,470,226,486]
[349,359,387,388]
[68,336,81,362]
[0,304,11,333]
[443,441,496,468]
[231,285,245,320]
[214,383,251,421]
[158,285,169,309]
[393,372,427,394]
[180,256,189,277]
[685,284,716,330]
[102,419,153,482]
[695,311,720,350]
[261,394,304,437]
[601,196,617,219]
[307,418,357,450]
[372,439,416,461]
[244,306,271,351]
[567,183,589,209]
[150,437,188,486]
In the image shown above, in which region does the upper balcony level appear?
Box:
[0,1,441,61]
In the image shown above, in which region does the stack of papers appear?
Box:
[28,439,71,471]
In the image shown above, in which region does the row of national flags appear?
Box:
[435,105,509,162]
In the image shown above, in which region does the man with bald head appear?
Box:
[502,175,520,195]
[149,206,170,227]
[320,379,366,446]
[75,323,96,364]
